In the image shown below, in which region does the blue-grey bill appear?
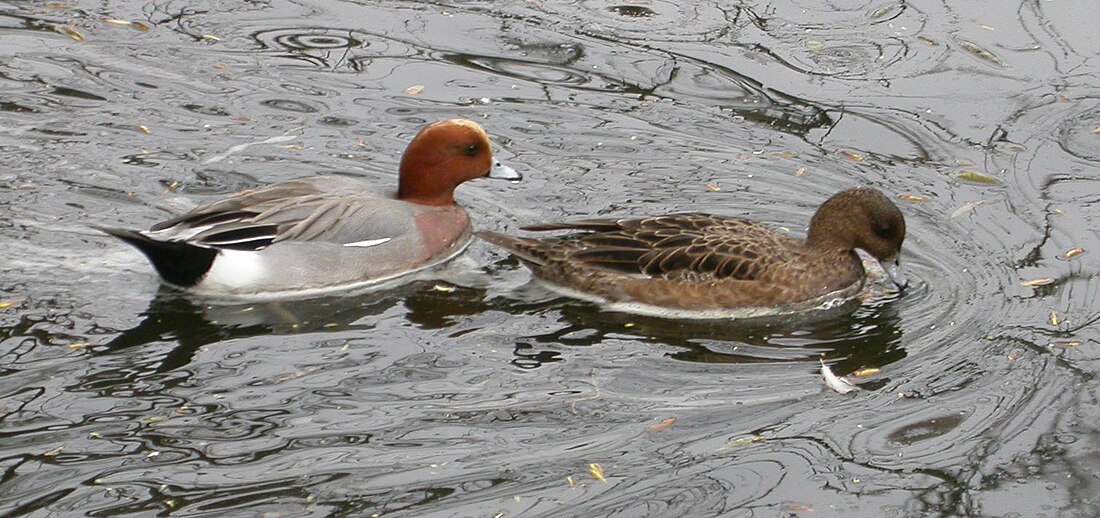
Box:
[488,158,522,182]
[882,258,908,290]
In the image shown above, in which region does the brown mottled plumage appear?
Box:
[477,188,907,317]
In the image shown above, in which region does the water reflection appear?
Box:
[3,0,1100,515]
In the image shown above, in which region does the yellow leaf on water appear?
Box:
[566,476,575,488]
[719,435,765,451]
[795,167,807,177]
[705,181,721,191]
[137,125,150,134]
[647,417,676,433]
[54,25,84,42]
[1061,247,1085,260]
[917,36,938,46]
[953,169,1001,185]
[851,368,881,377]
[68,342,89,350]
[1021,277,1055,287]
[588,463,607,483]
[898,194,927,202]
[840,150,864,162]
[784,504,815,513]
[131,21,150,32]
[953,37,1007,68]
[201,34,220,42]
[102,18,131,26]
[0,300,20,309]
[1049,310,1060,326]
[404,85,425,95]
[1049,341,1080,348]
[44,446,64,457]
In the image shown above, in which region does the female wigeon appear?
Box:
[477,188,907,319]
[99,118,521,299]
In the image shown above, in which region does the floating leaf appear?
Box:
[44,446,64,457]
[869,6,894,19]
[705,181,721,192]
[950,200,988,219]
[68,342,89,350]
[0,300,20,309]
[1061,247,1085,260]
[840,150,864,162]
[54,24,84,42]
[898,194,927,202]
[404,85,425,95]
[147,451,160,458]
[566,476,575,488]
[102,18,131,26]
[917,36,938,46]
[1049,310,1060,326]
[795,167,806,177]
[1021,277,1055,287]
[806,40,824,53]
[784,504,815,513]
[821,359,859,394]
[851,367,881,377]
[131,21,150,32]
[201,34,220,42]
[432,284,456,293]
[953,169,1000,185]
[719,435,765,451]
[588,463,607,483]
[647,417,676,433]
[953,37,1007,67]
[1049,341,1080,348]
[137,125,150,134]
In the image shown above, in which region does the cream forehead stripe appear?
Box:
[439,118,489,141]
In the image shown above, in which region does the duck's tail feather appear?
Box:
[474,231,550,267]
[94,226,217,288]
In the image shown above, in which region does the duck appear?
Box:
[98,118,522,299]
[476,187,907,319]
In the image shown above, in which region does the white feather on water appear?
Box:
[820,359,860,394]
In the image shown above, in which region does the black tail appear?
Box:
[94,226,217,288]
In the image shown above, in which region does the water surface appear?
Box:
[2,0,1100,516]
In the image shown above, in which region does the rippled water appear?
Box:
[2,0,1099,516]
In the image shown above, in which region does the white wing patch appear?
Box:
[201,249,265,290]
[344,238,392,248]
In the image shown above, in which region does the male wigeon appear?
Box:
[99,118,521,299]
[477,187,907,318]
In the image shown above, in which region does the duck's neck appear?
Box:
[397,159,456,206]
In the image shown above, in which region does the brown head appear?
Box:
[806,187,908,289]
[397,119,520,206]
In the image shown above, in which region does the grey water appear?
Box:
[2,0,1100,516]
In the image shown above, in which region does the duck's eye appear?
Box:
[874,225,894,240]
[464,144,480,156]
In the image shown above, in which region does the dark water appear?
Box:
[2,0,1099,516]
